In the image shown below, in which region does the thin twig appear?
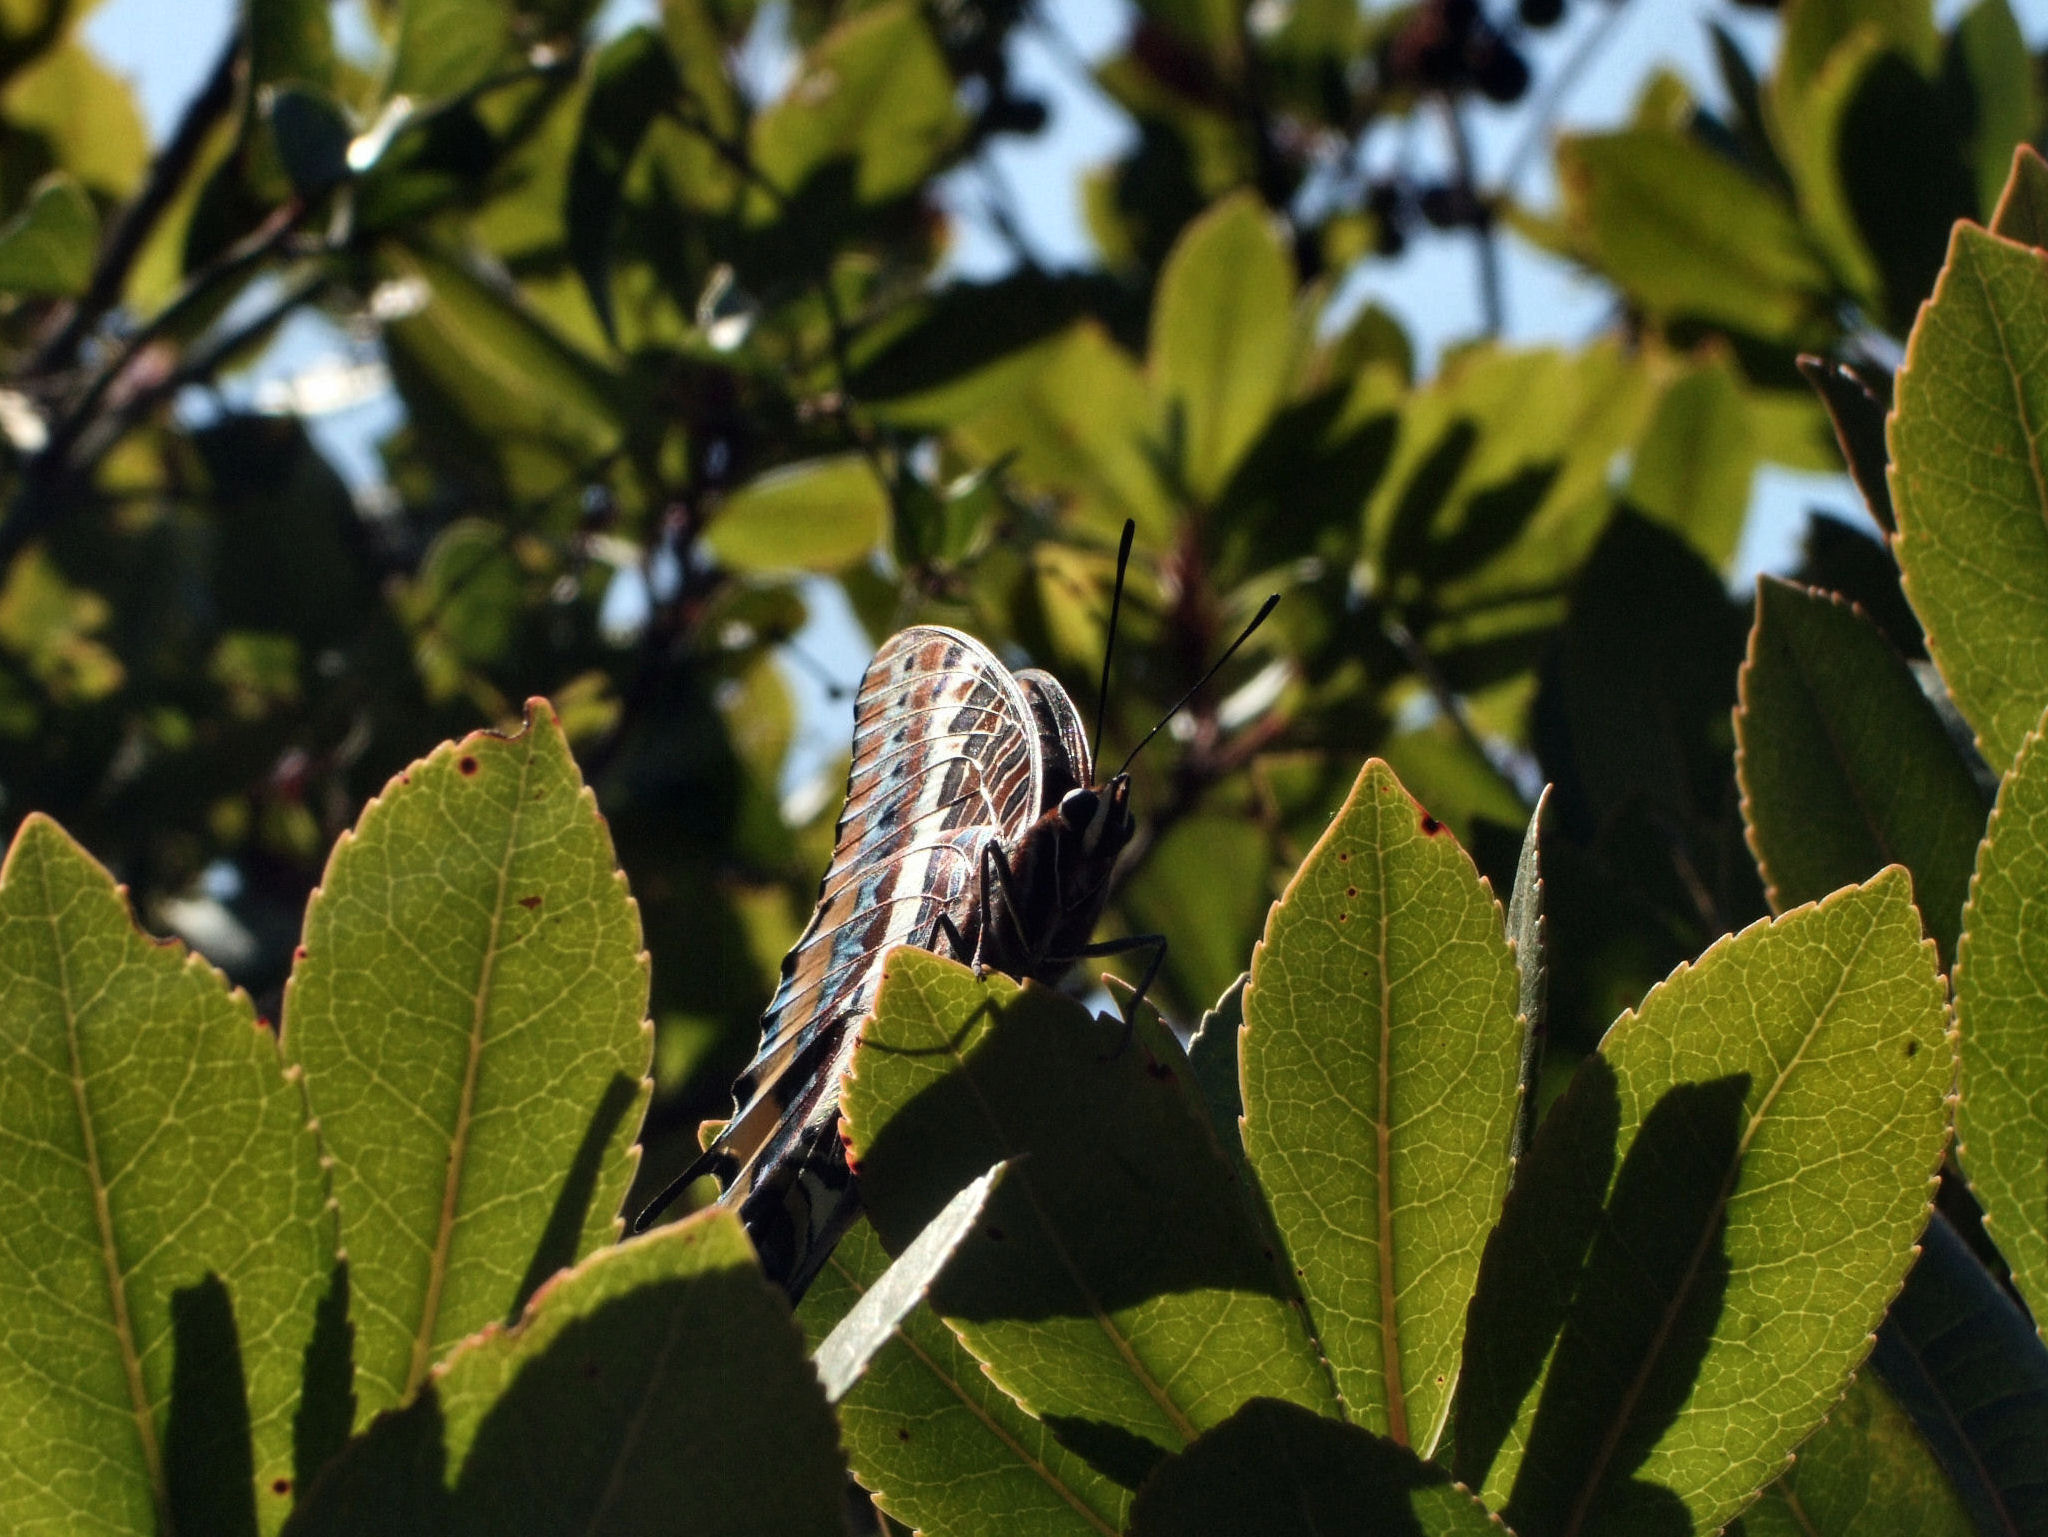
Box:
[2,200,309,567]
[1440,96,1503,337]
[24,24,246,379]
[1496,0,1634,196]
[73,264,332,468]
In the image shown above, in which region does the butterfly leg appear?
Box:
[927,910,975,965]
[978,838,1031,972]
[1074,931,1168,1056]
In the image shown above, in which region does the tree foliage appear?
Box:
[1,0,2046,1530]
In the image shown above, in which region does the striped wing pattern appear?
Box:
[704,625,1068,1291]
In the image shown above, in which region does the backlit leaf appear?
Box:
[1890,223,2048,770]
[703,455,888,575]
[1557,128,1831,343]
[1150,192,1295,501]
[0,816,335,1537]
[0,173,96,297]
[1241,758,1521,1456]
[1459,870,1952,1536]
[750,0,960,209]
[280,701,652,1423]
[1954,702,2048,1331]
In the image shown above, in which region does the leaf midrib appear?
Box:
[44,845,173,1535]
[1371,806,1410,1449]
[1561,918,1878,1536]
[407,745,536,1394]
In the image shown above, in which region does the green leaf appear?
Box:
[1127,1398,1499,1537]
[1241,758,1521,1456]
[1115,811,1271,1024]
[1947,0,2039,219]
[263,85,352,198]
[1738,1372,1973,1537]
[249,0,334,91]
[798,1221,1129,1537]
[845,950,1341,1479]
[0,172,97,297]
[1,39,150,198]
[1186,974,1249,1167]
[1149,191,1296,500]
[0,815,335,1537]
[1870,1212,2048,1533]
[703,455,888,575]
[1509,785,1551,1173]
[1889,223,2048,770]
[1954,703,2048,1330]
[1735,579,1986,966]
[387,0,515,101]
[280,701,652,1423]
[750,0,961,209]
[1991,143,2048,249]
[939,322,1175,547]
[1458,869,1952,1536]
[1556,128,1832,342]
[286,1211,848,1536]
[1624,356,1757,572]
[1795,355,1895,534]
[813,1162,1005,1404]
[566,25,679,341]
[1362,342,1652,628]
[377,241,625,515]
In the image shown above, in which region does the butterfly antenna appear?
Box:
[1115,592,1281,779]
[1092,519,1137,765]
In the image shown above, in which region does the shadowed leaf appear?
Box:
[846,951,1340,1480]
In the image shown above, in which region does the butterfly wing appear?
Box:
[1014,667,1092,803]
[696,626,1047,1285]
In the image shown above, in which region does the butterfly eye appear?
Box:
[1059,788,1099,830]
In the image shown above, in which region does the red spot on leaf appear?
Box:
[518,895,542,911]
[293,945,308,962]
[897,1429,911,1442]
[271,1479,291,1497]
[1145,1059,1175,1082]
[1337,851,1350,863]
[459,756,479,776]
[1345,886,1357,898]
[1419,813,1443,836]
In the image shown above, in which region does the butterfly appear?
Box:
[634,523,1275,1300]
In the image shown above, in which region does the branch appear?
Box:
[1,199,311,568]
[1440,95,1503,338]
[1496,0,1633,197]
[24,23,245,379]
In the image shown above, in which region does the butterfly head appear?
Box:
[1057,775,1134,858]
